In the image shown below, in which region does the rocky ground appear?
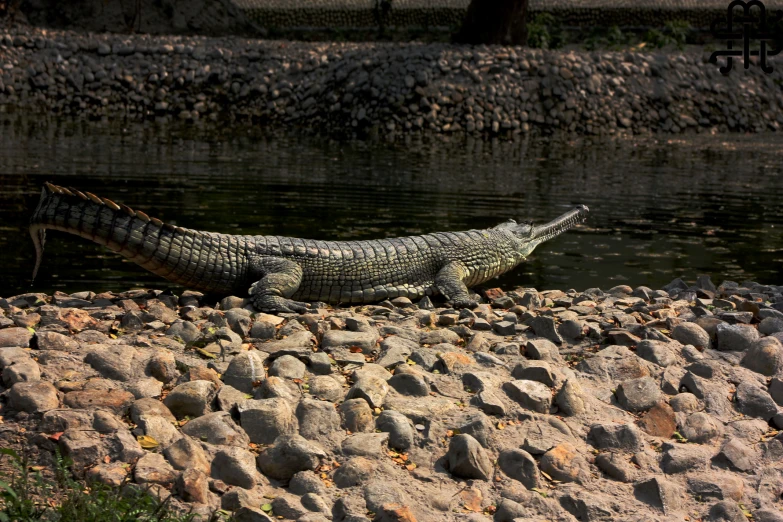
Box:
[1,21,782,139]
[0,276,781,521]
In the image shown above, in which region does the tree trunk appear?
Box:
[454,0,528,45]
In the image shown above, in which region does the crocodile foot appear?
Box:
[252,294,310,314]
[449,297,480,310]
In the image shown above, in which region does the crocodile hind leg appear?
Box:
[434,260,480,309]
[248,256,310,313]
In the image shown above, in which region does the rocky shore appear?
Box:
[0,276,782,521]
[1,22,782,138]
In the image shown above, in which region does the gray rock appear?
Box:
[9,381,59,413]
[713,438,757,472]
[0,327,33,348]
[136,414,181,447]
[755,509,783,522]
[660,444,710,473]
[512,360,559,387]
[634,476,683,515]
[212,447,259,489]
[269,354,306,379]
[238,398,298,444]
[125,377,164,399]
[759,317,783,335]
[502,379,551,413]
[595,451,636,482]
[363,480,405,514]
[35,331,79,351]
[735,382,778,420]
[670,392,701,413]
[681,412,724,443]
[222,351,268,393]
[296,398,341,440]
[345,376,389,408]
[588,423,644,452]
[525,338,561,362]
[388,371,429,396]
[215,384,251,413]
[556,379,587,416]
[771,376,783,406]
[616,376,662,412]
[377,336,417,369]
[134,452,177,486]
[305,352,333,375]
[289,470,327,496]
[180,411,250,447]
[221,488,263,511]
[715,323,759,351]
[271,495,308,520]
[635,340,677,367]
[84,345,137,381]
[446,434,492,480]
[225,309,252,337]
[376,410,414,451]
[498,448,541,489]
[687,472,744,501]
[130,398,176,424]
[741,337,783,376]
[471,389,507,416]
[166,320,202,343]
[2,359,40,385]
[333,456,374,488]
[163,380,217,418]
[308,375,343,402]
[342,432,389,457]
[163,436,210,473]
[232,507,274,522]
[321,329,377,354]
[671,323,710,349]
[528,316,563,345]
[339,398,374,433]
[256,435,326,480]
[419,329,460,345]
[706,501,747,522]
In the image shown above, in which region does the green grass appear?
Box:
[0,448,202,522]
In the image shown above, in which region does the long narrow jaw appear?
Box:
[530,205,589,244]
[512,204,589,257]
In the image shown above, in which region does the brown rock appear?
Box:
[64,389,134,414]
[376,504,418,522]
[539,442,591,484]
[175,468,210,504]
[86,462,128,487]
[60,308,98,331]
[0,327,33,348]
[638,401,677,438]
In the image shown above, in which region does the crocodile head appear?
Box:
[500,205,589,258]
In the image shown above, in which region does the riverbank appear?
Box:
[1,22,781,139]
[0,276,781,520]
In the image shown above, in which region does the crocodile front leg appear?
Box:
[248,256,310,313]
[435,260,480,309]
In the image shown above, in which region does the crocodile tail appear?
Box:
[29,182,190,281]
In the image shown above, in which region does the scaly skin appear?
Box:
[30,183,589,313]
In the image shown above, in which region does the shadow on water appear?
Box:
[1,114,782,297]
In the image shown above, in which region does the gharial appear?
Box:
[30,183,589,313]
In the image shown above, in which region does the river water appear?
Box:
[1,115,781,298]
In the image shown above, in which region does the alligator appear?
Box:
[30,183,588,313]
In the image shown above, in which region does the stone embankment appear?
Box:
[0,275,782,521]
[1,23,782,138]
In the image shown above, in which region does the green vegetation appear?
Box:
[585,25,628,51]
[0,448,199,522]
[643,20,692,50]
[527,13,564,50]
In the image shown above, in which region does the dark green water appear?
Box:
[1,115,782,298]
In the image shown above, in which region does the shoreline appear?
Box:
[0,276,781,520]
[1,23,782,139]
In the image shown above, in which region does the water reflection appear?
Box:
[0,115,781,297]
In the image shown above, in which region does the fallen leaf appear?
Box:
[137,435,159,449]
